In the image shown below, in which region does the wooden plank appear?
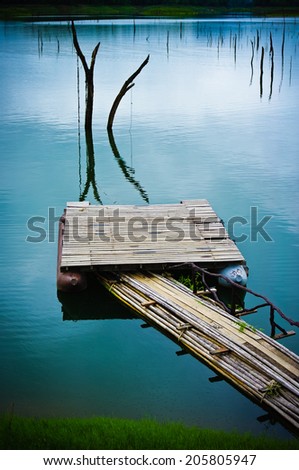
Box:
[210,347,230,355]
[67,201,90,208]
[141,300,157,307]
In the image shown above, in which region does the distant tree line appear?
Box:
[3,0,299,9]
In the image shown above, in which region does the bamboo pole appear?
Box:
[111,278,288,402]
[161,269,299,360]
[97,272,299,431]
[120,274,299,395]
[109,274,298,392]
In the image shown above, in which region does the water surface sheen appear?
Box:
[0,17,299,440]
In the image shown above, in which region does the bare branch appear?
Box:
[107,55,150,130]
[71,21,89,76]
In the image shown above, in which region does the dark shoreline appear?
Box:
[1,4,299,21]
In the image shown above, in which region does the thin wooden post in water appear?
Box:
[269,32,274,100]
[250,39,254,85]
[260,46,264,98]
[234,34,237,64]
[279,23,285,92]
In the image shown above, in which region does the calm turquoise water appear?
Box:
[0,17,299,441]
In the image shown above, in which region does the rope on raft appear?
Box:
[169,262,299,334]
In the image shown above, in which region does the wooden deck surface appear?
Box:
[97,271,299,433]
[60,200,244,271]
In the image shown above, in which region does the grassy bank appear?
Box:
[1,4,299,20]
[1,414,299,450]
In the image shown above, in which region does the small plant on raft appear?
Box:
[236,321,262,334]
[237,320,247,332]
[227,303,244,313]
[261,380,282,401]
[177,273,204,292]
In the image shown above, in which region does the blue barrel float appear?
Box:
[218,264,248,288]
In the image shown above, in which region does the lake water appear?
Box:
[0,17,299,442]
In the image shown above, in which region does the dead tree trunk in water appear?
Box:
[260,46,264,98]
[107,55,150,131]
[269,32,274,100]
[71,21,100,133]
[250,39,254,86]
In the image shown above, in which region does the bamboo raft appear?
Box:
[97,271,299,434]
[58,200,299,434]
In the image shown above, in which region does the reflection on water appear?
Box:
[0,17,299,440]
[78,123,149,203]
[108,129,149,203]
[79,128,102,203]
[58,275,136,321]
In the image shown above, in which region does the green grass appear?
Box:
[1,414,298,450]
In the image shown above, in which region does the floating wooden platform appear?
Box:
[60,200,245,272]
[97,271,299,434]
[58,199,299,433]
